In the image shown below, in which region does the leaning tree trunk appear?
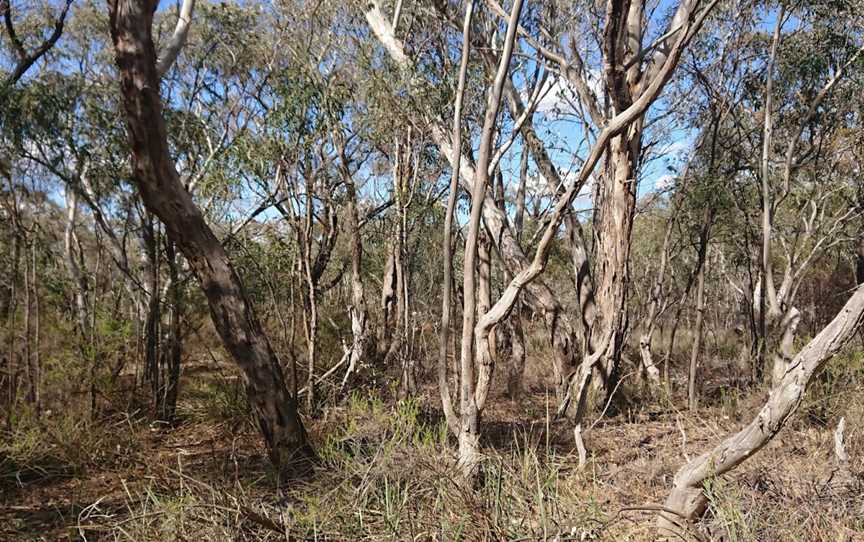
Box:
[107,0,310,469]
[658,285,864,537]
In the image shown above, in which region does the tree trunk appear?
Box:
[770,306,801,386]
[301,175,318,412]
[687,255,706,411]
[107,0,311,469]
[27,243,40,411]
[140,216,161,398]
[64,188,89,334]
[437,0,474,435]
[22,239,31,406]
[658,286,864,536]
[157,238,182,422]
[591,132,641,391]
[455,0,524,478]
[338,157,370,391]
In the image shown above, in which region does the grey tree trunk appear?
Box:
[687,254,706,411]
[157,238,182,422]
[659,286,864,536]
[338,152,370,391]
[437,0,474,435]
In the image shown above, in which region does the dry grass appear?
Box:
[2,348,863,541]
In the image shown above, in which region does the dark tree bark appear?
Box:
[107,0,311,469]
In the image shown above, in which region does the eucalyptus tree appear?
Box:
[364,0,581,410]
[658,1,864,534]
[0,0,72,90]
[106,0,311,469]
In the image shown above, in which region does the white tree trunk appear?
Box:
[658,287,864,536]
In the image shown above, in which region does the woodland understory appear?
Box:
[1,0,864,540]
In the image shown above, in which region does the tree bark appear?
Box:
[157,237,182,422]
[437,0,474,435]
[338,149,371,391]
[659,286,864,536]
[107,0,311,469]
[456,0,524,479]
[687,252,706,411]
[591,130,641,392]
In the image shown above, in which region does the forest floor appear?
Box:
[2,353,863,541]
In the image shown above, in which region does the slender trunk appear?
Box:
[6,218,20,425]
[22,239,31,406]
[339,159,370,390]
[437,0,473,435]
[64,188,88,333]
[108,0,311,469]
[687,255,706,411]
[141,217,161,398]
[302,200,318,412]
[28,243,40,412]
[157,238,182,422]
[89,239,103,418]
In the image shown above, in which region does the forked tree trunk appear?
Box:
[437,0,473,435]
[658,286,864,536]
[688,207,713,410]
[107,0,310,469]
[455,0,524,479]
